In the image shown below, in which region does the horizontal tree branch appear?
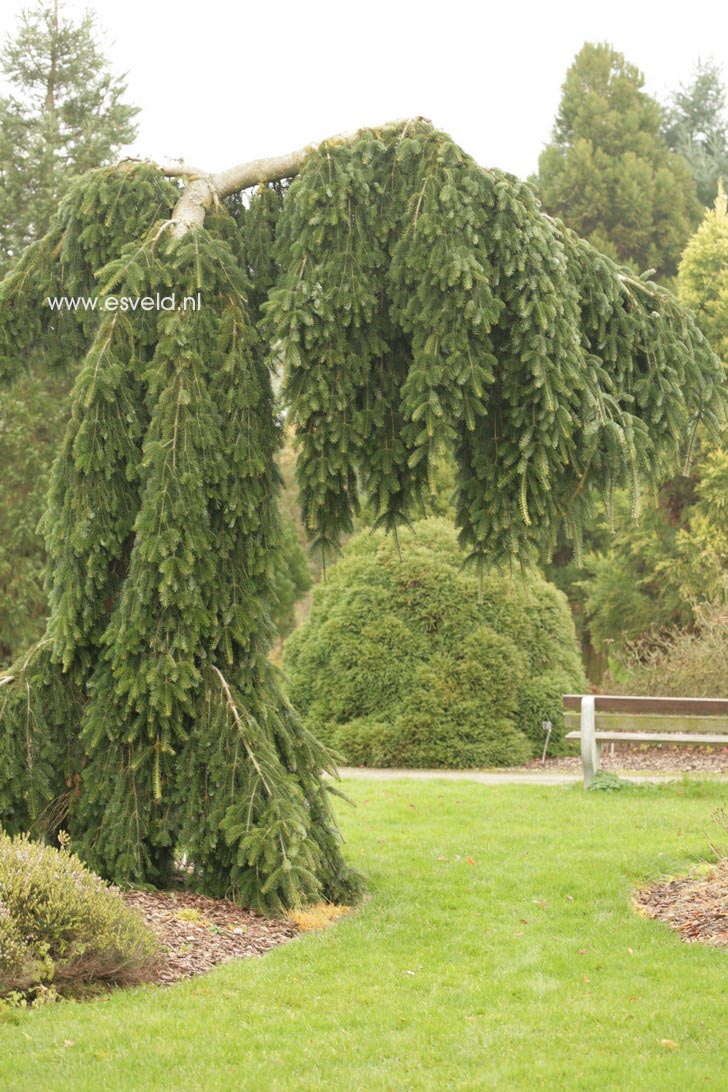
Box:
[158,163,209,179]
[167,143,331,236]
[167,119,421,237]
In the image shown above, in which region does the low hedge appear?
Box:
[0,832,157,1001]
[284,519,586,767]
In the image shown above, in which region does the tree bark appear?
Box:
[168,144,322,236]
[167,120,418,236]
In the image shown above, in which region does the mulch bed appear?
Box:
[634,859,728,948]
[122,890,299,985]
[527,744,728,774]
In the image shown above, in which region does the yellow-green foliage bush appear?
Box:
[610,594,728,699]
[0,832,157,999]
[284,520,587,767]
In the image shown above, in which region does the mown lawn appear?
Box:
[1,779,727,1090]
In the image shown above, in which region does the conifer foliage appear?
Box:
[0,121,725,910]
[268,124,723,569]
[536,42,701,278]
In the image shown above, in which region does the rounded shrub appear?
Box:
[0,832,157,1000]
[284,519,587,767]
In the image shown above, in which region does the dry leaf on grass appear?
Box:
[286,903,353,932]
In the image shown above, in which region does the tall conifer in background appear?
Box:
[663,60,728,208]
[537,42,700,279]
[0,0,138,274]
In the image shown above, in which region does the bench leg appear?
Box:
[581,695,599,788]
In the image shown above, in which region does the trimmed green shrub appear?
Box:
[284,520,587,767]
[0,832,157,999]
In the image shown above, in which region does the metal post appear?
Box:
[541,720,552,764]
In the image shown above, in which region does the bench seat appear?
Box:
[565,731,728,745]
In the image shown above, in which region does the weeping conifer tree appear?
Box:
[0,120,725,911]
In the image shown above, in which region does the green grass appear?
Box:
[2,779,727,1090]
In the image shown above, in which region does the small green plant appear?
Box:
[586,771,630,792]
[175,908,204,924]
[0,831,157,1000]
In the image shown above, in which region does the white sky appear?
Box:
[2,0,728,179]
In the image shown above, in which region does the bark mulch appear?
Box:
[634,859,728,948]
[122,889,299,985]
[530,744,728,774]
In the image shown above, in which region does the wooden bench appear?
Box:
[563,694,728,787]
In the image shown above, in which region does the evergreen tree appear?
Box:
[581,485,700,655]
[674,184,728,604]
[678,182,728,363]
[663,60,728,208]
[0,0,138,274]
[578,188,728,663]
[537,42,701,279]
[0,1,139,667]
[0,370,70,664]
[0,120,724,910]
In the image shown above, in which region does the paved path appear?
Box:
[337,767,728,786]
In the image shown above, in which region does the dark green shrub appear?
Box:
[284,520,587,767]
[0,832,157,999]
[516,671,574,752]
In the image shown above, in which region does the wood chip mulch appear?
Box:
[524,744,728,774]
[634,859,728,947]
[121,889,299,985]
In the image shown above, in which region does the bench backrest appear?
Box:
[563,694,728,737]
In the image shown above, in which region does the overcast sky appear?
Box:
[2,0,728,179]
